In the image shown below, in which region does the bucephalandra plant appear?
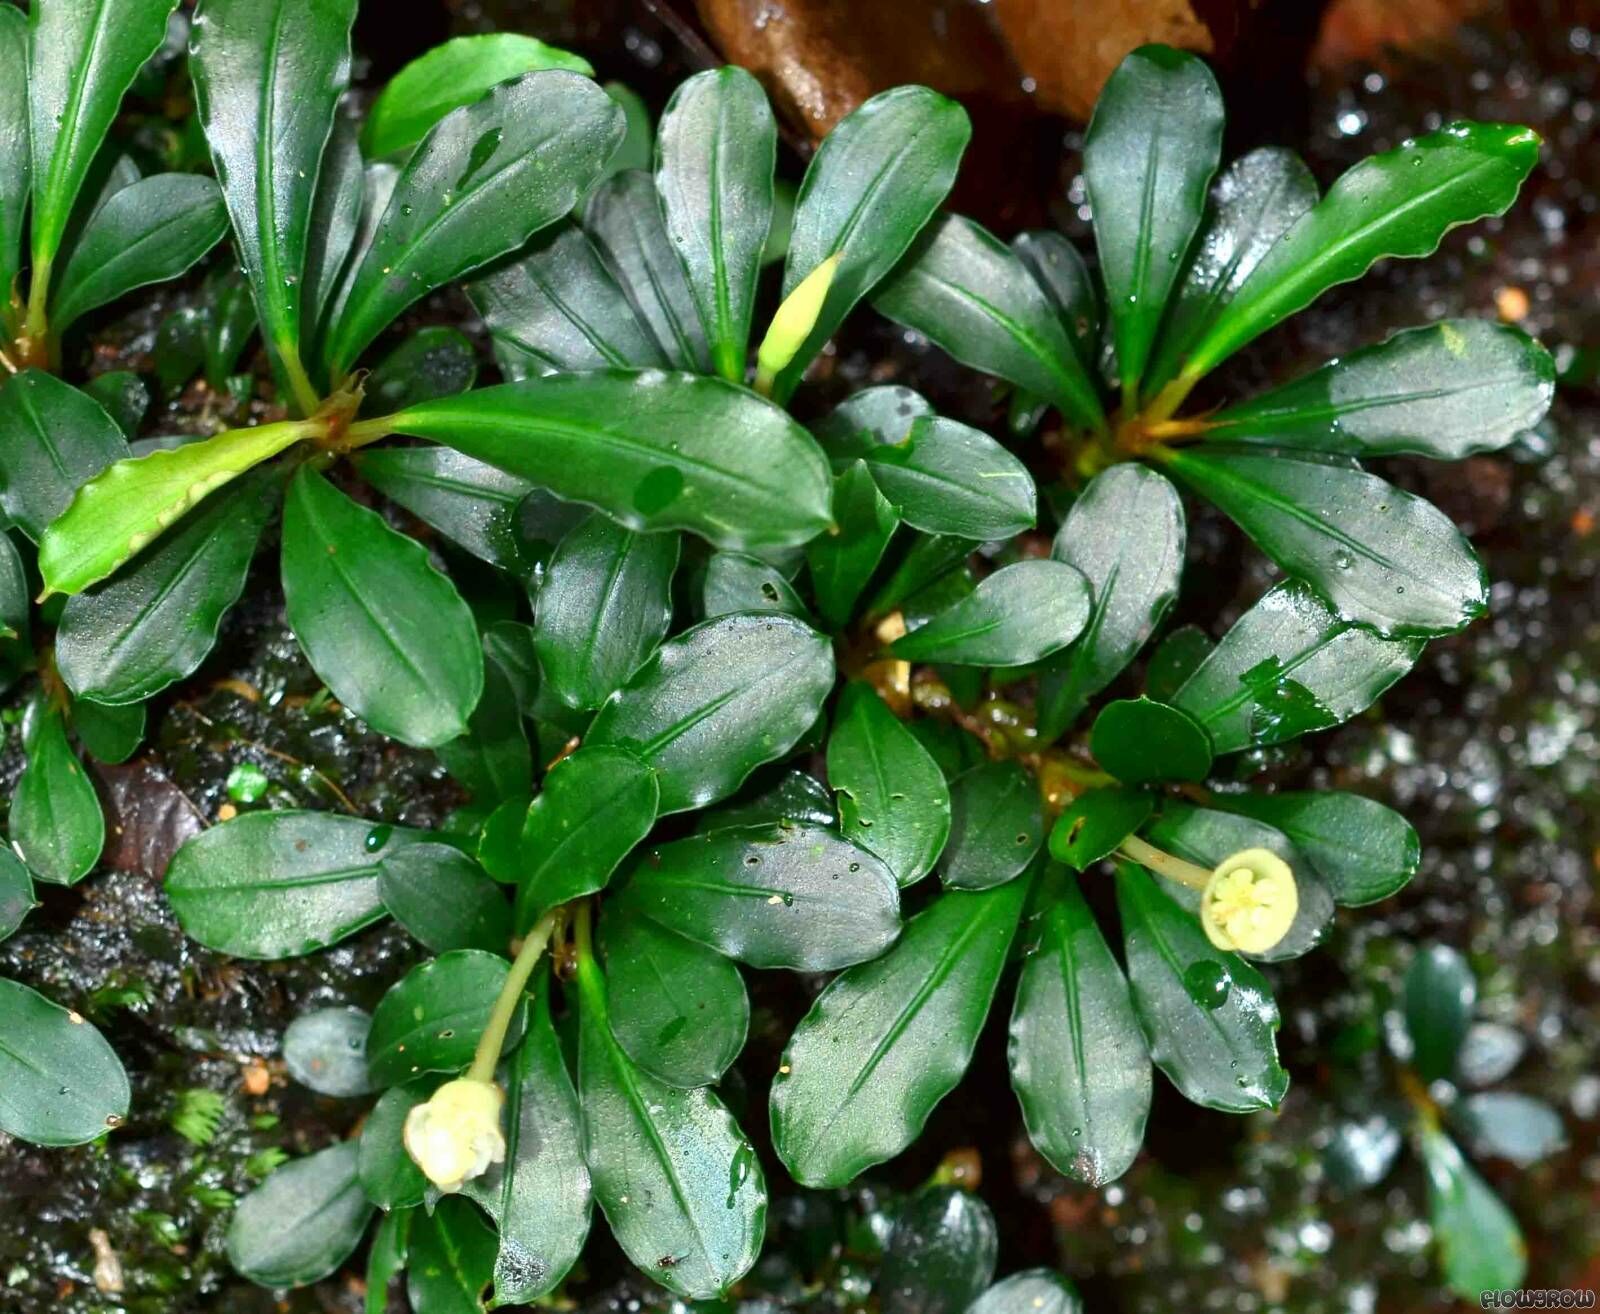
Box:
[0,10,1558,1309]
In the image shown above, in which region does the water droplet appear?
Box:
[1183,960,1232,1009]
[1332,549,1353,571]
[365,824,393,852]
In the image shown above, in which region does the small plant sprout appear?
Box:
[753,251,841,395]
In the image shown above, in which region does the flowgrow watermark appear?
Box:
[1481,1292,1596,1310]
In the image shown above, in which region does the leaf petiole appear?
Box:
[1117,834,1212,892]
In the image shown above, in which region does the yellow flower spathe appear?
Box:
[402,1077,506,1193]
[1200,847,1298,955]
[754,253,842,394]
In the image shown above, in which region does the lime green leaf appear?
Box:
[891,560,1090,667]
[940,761,1043,891]
[12,705,104,885]
[367,949,519,1087]
[0,371,129,541]
[0,978,128,1146]
[864,416,1035,541]
[226,1142,372,1289]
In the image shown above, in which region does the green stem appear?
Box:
[22,256,51,349]
[1118,834,1212,892]
[342,413,396,450]
[277,341,323,421]
[467,911,559,1084]
[571,900,607,1015]
[1140,371,1199,427]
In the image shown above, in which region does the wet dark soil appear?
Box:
[2,4,1596,1312]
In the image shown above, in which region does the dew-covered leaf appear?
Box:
[283,1005,376,1098]
[0,978,129,1147]
[864,416,1035,542]
[367,949,519,1087]
[12,705,104,886]
[940,761,1043,890]
[891,560,1089,667]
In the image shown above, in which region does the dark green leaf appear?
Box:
[874,215,1104,432]
[807,461,899,628]
[362,327,477,416]
[864,416,1035,542]
[367,949,519,1087]
[281,466,482,748]
[83,371,148,437]
[301,114,364,355]
[0,531,29,646]
[969,1270,1084,1314]
[1143,147,1319,394]
[436,649,532,803]
[827,681,950,887]
[1453,1093,1565,1168]
[939,762,1043,891]
[812,385,933,465]
[1049,787,1153,872]
[27,0,179,273]
[1420,1126,1527,1299]
[1404,943,1476,1082]
[771,878,1029,1186]
[365,1209,411,1314]
[533,512,679,710]
[363,33,592,160]
[386,371,834,553]
[698,769,835,832]
[600,82,653,179]
[1177,122,1542,384]
[379,843,511,954]
[1171,581,1425,754]
[583,170,710,371]
[1144,624,1213,702]
[56,473,278,704]
[512,745,660,931]
[1204,319,1554,458]
[656,67,776,382]
[70,695,144,764]
[461,967,592,1303]
[1011,871,1151,1184]
[892,560,1089,667]
[1116,865,1288,1111]
[1090,697,1213,785]
[879,1186,998,1314]
[51,173,228,331]
[1207,790,1418,906]
[1325,1114,1403,1190]
[588,612,833,814]
[13,705,103,885]
[226,1142,372,1288]
[355,446,536,575]
[191,0,356,407]
[1084,46,1223,398]
[577,956,765,1300]
[202,265,261,389]
[0,6,27,312]
[1013,230,1100,373]
[868,532,973,617]
[467,221,665,378]
[0,847,35,941]
[0,978,128,1146]
[283,1005,376,1097]
[0,371,129,540]
[1456,1023,1526,1088]
[600,906,749,1088]
[620,823,900,971]
[166,811,418,958]
[703,551,807,618]
[769,86,970,401]
[358,1083,429,1210]
[482,620,540,715]
[406,1195,496,1314]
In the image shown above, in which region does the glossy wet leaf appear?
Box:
[0,371,129,541]
[0,978,129,1146]
[1090,697,1214,785]
[226,1142,372,1288]
[83,371,148,438]
[533,512,679,709]
[699,770,836,832]
[1084,46,1223,397]
[1049,787,1154,873]
[827,681,950,887]
[769,86,970,401]
[1010,871,1151,1185]
[462,966,592,1303]
[584,170,710,371]
[378,843,511,954]
[1038,464,1185,741]
[656,67,776,382]
[407,1195,497,1313]
[892,560,1089,667]
[190,0,356,403]
[363,33,592,160]
[588,612,833,814]
[772,879,1029,1187]
[1144,624,1214,703]
[1453,1092,1566,1168]
[468,220,665,377]
[358,1082,429,1210]
[1143,147,1318,393]
[1116,865,1288,1111]
[1420,1126,1527,1299]
[874,215,1104,432]
[812,385,933,463]
[362,326,477,416]
[879,1186,998,1314]
[386,372,834,553]
[301,115,363,354]
[969,1270,1084,1314]
[577,956,765,1300]
[69,695,144,765]
[27,0,179,272]
[1208,790,1419,906]
[12,706,103,886]
[282,1005,376,1097]
[436,647,531,804]
[940,762,1043,890]
[1178,122,1541,382]
[863,416,1034,542]
[367,949,519,1087]
[868,533,974,616]
[0,848,34,942]
[619,823,900,971]
[0,531,26,647]
[601,906,749,1088]
[0,7,26,309]
[1404,943,1476,1082]
[55,472,278,704]
[355,446,535,576]
[808,461,899,628]
[1324,1114,1403,1190]
[166,811,418,958]
[512,746,660,931]
[703,551,807,618]
[282,466,482,748]
[1171,581,1424,754]
[1456,1023,1527,1089]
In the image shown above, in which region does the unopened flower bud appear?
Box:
[402,1077,505,1193]
[1200,847,1298,955]
[754,253,842,393]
